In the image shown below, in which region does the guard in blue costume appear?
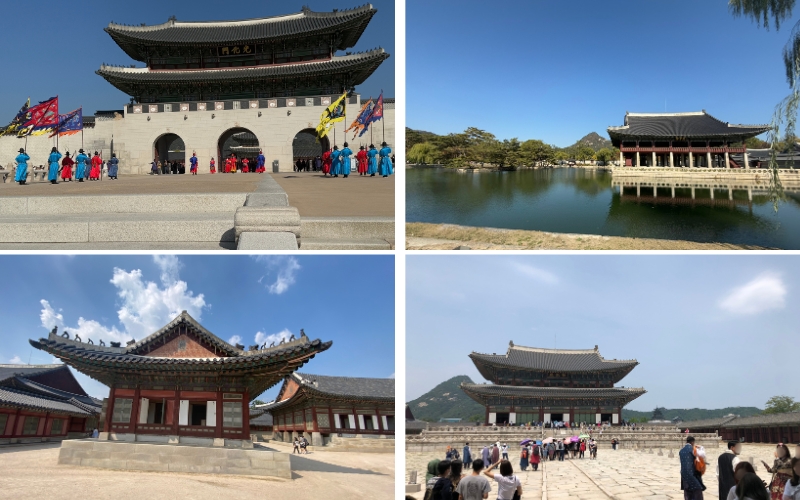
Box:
[47,147,62,184]
[75,149,89,182]
[256,149,266,173]
[379,142,393,177]
[367,144,379,176]
[330,145,342,178]
[340,142,353,179]
[108,153,119,179]
[14,148,30,185]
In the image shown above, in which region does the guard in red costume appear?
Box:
[242,158,250,173]
[357,146,368,175]
[224,157,231,173]
[61,152,75,181]
[89,152,102,180]
[210,158,216,174]
[322,149,332,176]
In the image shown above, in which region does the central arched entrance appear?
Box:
[292,128,329,171]
[154,133,186,173]
[218,128,260,172]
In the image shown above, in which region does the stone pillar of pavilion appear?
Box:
[706,151,712,169]
[689,152,694,168]
[652,151,656,167]
[635,151,640,167]
[744,150,750,169]
[619,150,624,167]
[725,151,730,168]
[669,151,674,167]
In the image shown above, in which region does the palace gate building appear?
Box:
[0,5,394,173]
[461,342,645,426]
[0,364,101,444]
[607,111,769,169]
[30,312,331,444]
[264,372,395,446]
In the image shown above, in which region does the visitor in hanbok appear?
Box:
[189,152,198,175]
[482,446,490,468]
[356,145,368,175]
[47,147,62,184]
[108,154,119,179]
[340,142,353,178]
[530,443,541,471]
[209,157,216,174]
[242,157,250,173]
[367,144,378,176]
[762,444,792,499]
[379,141,393,177]
[462,443,472,470]
[75,149,89,182]
[322,149,332,176]
[330,146,342,177]
[61,152,74,181]
[89,152,102,180]
[14,148,30,185]
[151,159,158,175]
[782,458,800,500]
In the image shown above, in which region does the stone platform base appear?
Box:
[58,439,291,478]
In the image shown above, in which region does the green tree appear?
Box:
[250,399,266,408]
[595,147,615,164]
[554,151,569,163]
[407,142,441,164]
[576,145,596,162]
[763,395,800,414]
[519,139,556,167]
[729,0,800,208]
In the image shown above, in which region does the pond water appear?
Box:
[406,167,800,248]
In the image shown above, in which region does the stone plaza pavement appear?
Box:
[0,441,393,500]
[269,172,395,217]
[407,444,778,499]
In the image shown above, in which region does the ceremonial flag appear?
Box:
[366,92,383,125]
[0,98,31,137]
[18,96,58,137]
[315,92,347,139]
[345,98,374,139]
[50,107,83,138]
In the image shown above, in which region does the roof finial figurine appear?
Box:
[509,340,514,347]
[87,338,94,345]
[99,339,106,347]
[51,326,58,336]
[289,334,295,341]
[279,337,286,345]
[61,330,69,339]
[300,328,305,337]
[74,334,82,342]
[269,341,275,348]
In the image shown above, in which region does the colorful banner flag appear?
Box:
[367,92,383,125]
[345,98,374,139]
[49,108,83,138]
[18,96,58,137]
[0,98,31,137]
[315,92,347,139]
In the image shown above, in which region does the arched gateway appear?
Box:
[292,129,329,165]
[153,133,185,166]
[218,128,260,171]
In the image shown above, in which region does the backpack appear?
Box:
[520,449,528,459]
[532,445,540,457]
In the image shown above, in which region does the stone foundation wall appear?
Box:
[58,439,291,478]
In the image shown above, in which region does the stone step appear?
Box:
[300,238,392,250]
[300,217,394,240]
[0,242,234,250]
[0,193,246,215]
[0,213,234,243]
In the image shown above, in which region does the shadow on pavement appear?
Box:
[289,454,386,475]
[0,442,61,454]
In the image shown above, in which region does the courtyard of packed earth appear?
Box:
[406,444,779,499]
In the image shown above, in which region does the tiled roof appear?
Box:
[105,5,377,60]
[608,111,769,141]
[723,412,800,428]
[678,416,738,429]
[262,372,394,413]
[470,343,638,373]
[9,377,102,413]
[0,364,64,383]
[250,412,274,427]
[460,383,646,400]
[0,386,93,416]
[126,310,240,356]
[96,49,388,85]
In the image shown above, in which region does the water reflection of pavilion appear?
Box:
[612,176,800,205]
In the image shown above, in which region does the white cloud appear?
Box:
[511,262,559,284]
[719,273,787,315]
[228,335,242,346]
[254,328,293,347]
[251,256,301,295]
[8,356,23,364]
[39,259,207,344]
[388,372,395,379]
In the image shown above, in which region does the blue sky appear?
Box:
[408,0,793,146]
[0,255,395,401]
[407,255,798,411]
[0,0,394,121]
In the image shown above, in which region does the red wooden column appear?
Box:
[375,408,382,432]
[242,390,250,439]
[129,387,141,435]
[215,390,223,438]
[104,385,115,432]
[170,394,180,436]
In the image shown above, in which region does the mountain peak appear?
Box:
[569,132,612,151]
[406,375,485,422]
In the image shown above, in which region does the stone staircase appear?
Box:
[324,435,395,453]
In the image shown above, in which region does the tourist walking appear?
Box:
[580,439,586,459]
[426,458,441,484]
[75,150,89,181]
[61,152,74,181]
[449,459,465,493]
[519,446,529,471]
[733,473,770,500]
[483,460,522,500]
[463,442,472,470]
[763,444,793,499]
[292,438,300,454]
[14,148,30,185]
[501,443,509,461]
[590,439,597,460]
[783,458,800,500]
[726,462,758,500]
[557,439,565,461]
[47,147,62,184]
[718,441,742,500]
[455,460,491,500]
[190,152,198,175]
[379,141,393,177]
[531,442,541,471]
[681,436,705,500]
[367,143,378,176]
[341,142,353,178]
[490,444,500,464]
[428,460,453,500]
[481,445,490,468]
[548,442,555,461]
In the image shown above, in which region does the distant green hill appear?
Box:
[622,407,763,422]
[565,132,613,152]
[407,375,485,422]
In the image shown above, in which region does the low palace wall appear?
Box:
[58,439,291,478]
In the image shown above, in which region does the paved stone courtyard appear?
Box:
[407,444,778,499]
[270,172,395,217]
[0,441,393,500]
